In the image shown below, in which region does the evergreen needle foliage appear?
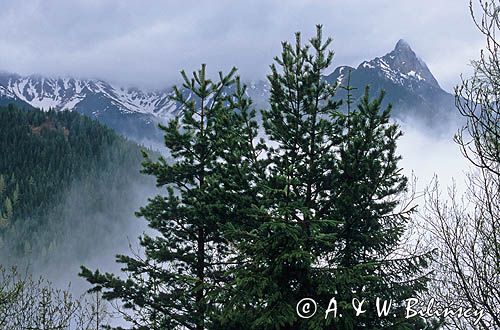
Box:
[217,25,433,330]
[81,64,251,330]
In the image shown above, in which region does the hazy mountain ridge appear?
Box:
[0,73,178,143]
[0,73,175,115]
[0,40,457,141]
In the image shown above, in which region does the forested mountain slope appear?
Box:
[0,104,152,268]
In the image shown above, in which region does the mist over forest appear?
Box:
[11,115,469,286]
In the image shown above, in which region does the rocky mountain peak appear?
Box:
[385,39,440,88]
[354,39,440,90]
[394,39,412,52]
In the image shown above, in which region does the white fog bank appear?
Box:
[397,120,470,196]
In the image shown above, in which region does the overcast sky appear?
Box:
[0,0,486,92]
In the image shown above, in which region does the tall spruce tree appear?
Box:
[80,65,244,330]
[330,88,435,329]
[217,26,432,329]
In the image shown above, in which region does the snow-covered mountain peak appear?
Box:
[356,39,440,90]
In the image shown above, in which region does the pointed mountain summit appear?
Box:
[387,39,440,88]
[325,39,454,124]
[395,39,411,51]
[354,39,440,89]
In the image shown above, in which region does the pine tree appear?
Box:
[218,26,432,329]
[0,175,7,229]
[0,175,18,230]
[330,87,433,329]
[80,65,245,329]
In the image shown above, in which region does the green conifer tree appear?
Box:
[80,65,245,330]
[218,26,432,329]
[329,87,433,329]
[0,175,17,230]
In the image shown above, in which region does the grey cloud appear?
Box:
[0,0,484,91]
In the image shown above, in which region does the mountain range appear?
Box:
[0,40,457,144]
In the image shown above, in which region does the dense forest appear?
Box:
[0,104,151,266]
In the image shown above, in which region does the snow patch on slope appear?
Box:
[0,74,176,117]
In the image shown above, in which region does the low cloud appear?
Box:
[0,0,484,91]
